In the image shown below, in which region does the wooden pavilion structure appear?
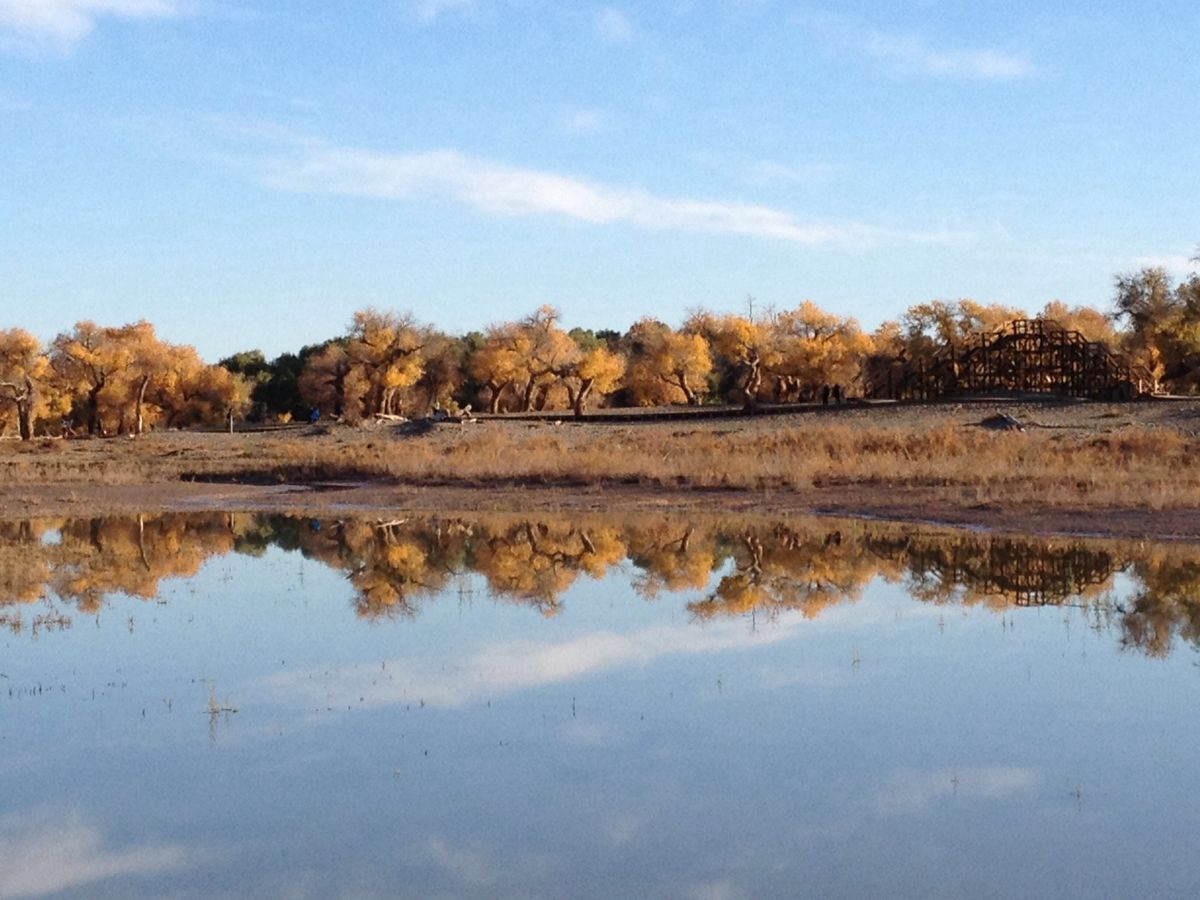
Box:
[887,318,1152,401]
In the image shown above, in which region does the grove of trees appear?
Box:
[1,321,246,440]
[2,252,1198,439]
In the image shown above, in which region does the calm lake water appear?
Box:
[1,513,1198,899]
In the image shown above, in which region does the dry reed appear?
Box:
[2,419,1194,511]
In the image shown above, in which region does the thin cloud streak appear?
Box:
[265,145,967,249]
[411,0,476,24]
[863,33,1032,81]
[265,601,936,712]
[875,766,1043,815]
[0,810,195,898]
[1132,254,1199,277]
[799,13,1033,81]
[267,618,800,710]
[596,7,634,44]
[744,159,843,187]
[560,106,608,135]
[0,0,180,47]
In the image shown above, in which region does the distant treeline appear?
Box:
[0,262,1197,438]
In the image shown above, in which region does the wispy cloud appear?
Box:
[265,144,967,249]
[1132,254,1199,277]
[411,0,476,24]
[744,159,843,188]
[0,810,196,898]
[0,0,181,48]
[595,6,634,44]
[265,602,939,712]
[875,767,1043,815]
[417,835,559,893]
[687,881,748,900]
[0,92,32,111]
[424,837,498,889]
[560,106,608,134]
[799,13,1033,81]
[267,618,801,710]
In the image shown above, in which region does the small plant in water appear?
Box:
[206,684,238,744]
[207,685,237,716]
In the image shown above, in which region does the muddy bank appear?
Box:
[1,480,1197,543]
[3,398,1199,540]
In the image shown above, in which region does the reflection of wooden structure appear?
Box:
[901,539,1117,606]
[897,319,1150,401]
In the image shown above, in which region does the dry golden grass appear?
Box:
[1,417,1197,511]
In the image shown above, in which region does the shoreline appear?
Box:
[2,480,1197,543]
[4,398,1198,541]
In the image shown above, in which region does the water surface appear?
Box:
[1,513,1198,899]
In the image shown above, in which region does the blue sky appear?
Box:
[1,0,1197,361]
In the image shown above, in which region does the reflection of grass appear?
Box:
[207,685,237,716]
[206,684,237,744]
[2,422,1199,510]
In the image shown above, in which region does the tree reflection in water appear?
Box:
[1,512,1198,658]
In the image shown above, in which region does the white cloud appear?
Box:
[687,881,747,900]
[265,144,966,249]
[267,618,800,710]
[596,6,634,43]
[875,766,1042,815]
[603,809,650,847]
[265,601,937,711]
[863,33,1032,80]
[799,13,1033,81]
[0,0,180,48]
[411,0,476,23]
[0,810,194,898]
[560,106,608,134]
[0,92,32,111]
[417,835,559,893]
[744,159,843,187]
[424,837,497,888]
[1132,254,1199,277]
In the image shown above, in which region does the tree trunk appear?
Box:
[135,374,150,436]
[367,381,384,418]
[671,373,698,405]
[87,381,104,436]
[745,356,762,398]
[522,378,537,412]
[330,363,349,418]
[17,376,34,441]
[136,514,151,571]
[17,399,32,441]
[487,382,505,414]
[573,379,595,418]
